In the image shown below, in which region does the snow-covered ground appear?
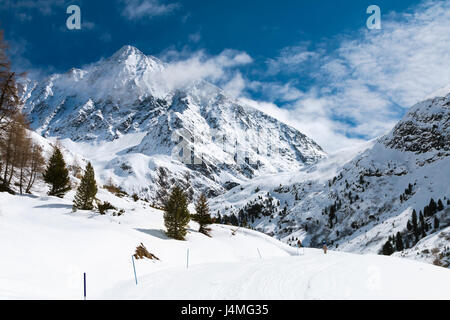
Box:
[106,250,450,300]
[1,190,449,300]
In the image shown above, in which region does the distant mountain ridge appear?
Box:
[19,45,326,200]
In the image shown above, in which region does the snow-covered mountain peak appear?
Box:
[21,45,326,202]
[111,45,145,59]
[102,45,165,74]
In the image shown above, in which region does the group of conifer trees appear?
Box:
[43,146,98,210]
[162,185,212,240]
[382,197,447,255]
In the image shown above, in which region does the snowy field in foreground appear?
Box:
[1,191,449,300]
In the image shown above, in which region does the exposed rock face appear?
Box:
[383,94,450,154]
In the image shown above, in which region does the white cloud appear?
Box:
[239,96,367,152]
[246,0,450,152]
[155,49,253,91]
[248,81,304,102]
[223,73,246,98]
[266,44,318,75]
[323,0,450,108]
[119,0,180,20]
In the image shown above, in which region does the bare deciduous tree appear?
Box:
[0,113,27,189]
[0,30,20,131]
[25,142,45,193]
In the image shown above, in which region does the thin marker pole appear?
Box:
[257,248,262,259]
[132,255,138,285]
[83,273,86,300]
[187,248,190,269]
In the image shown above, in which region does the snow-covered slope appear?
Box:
[1,191,449,300]
[20,46,325,202]
[0,190,293,299]
[210,91,450,266]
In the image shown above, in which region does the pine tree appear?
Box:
[43,146,70,198]
[434,217,440,229]
[437,199,444,211]
[195,193,212,236]
[328,212,335,228]
[406,220,412,231]
[411,209,419,241]
[419,212,425,228]
[230,213,239,226]
[216,212,222,224]
[424,205,430,217]
[429,198,437,215]
[73,162,98,210]
[164,186,190,240]
[419,210,426,238]
[395,232,404,251]
[382,240,394,256]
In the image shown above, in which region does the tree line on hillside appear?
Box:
[382,197,448,256]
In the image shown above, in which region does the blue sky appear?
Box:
[1,0,450,151]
